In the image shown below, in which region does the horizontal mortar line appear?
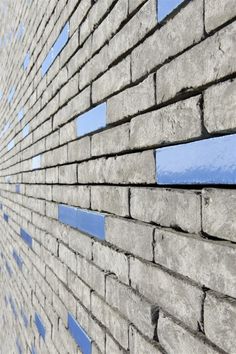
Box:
[2,66,236,163]
[2,10,235,150]
[0,126,236,176]
[2,0,105,109]
[2,175,236,190]
[2,2,71,98]
[0,0,221,131]
[1,190,236,247]
[63,3,236,102]
[3,88,236,166]
[156,308,228,354]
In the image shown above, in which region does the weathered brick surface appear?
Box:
[202,188,236,242]
[204,79,236,133]
[130,96,202,149]
[129,257,203,331]
[154,229,236,298]
[132,0,204,81]
[0,0,235,353]
[204,291,236,353]
[158,313,221,354]
[205,0,236,33]
[130,187,201,233]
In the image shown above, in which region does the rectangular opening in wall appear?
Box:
[157,0,185,21]
[76,103,107,137]
[156,134,236,184]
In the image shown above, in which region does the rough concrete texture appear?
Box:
[0,0,235,353]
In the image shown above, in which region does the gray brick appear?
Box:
[68,269,91,310]
[80,0,116,44]
[106,275,155,338]
[205,0,236,33]
[129,0,146,13]
[92,56,131,103]
[156,22,236,104]
[91,186,129,217]
[93,241,129,284]
[53,185,90,209]
[130,96,202,149]
[68,136,91,162]
[78,151,156,184]
[204,79,236,133]
[158,312,220,354]
[58,164,77,184]
[1,0,236,352]
[109,0,157,64]
[46,167,59,184]
[68,228,92,259]
[132,0,204,81]
[70,0,91,36]
[129,326,164,354]
[204,291,236,354]
[59,243,77,273]
[42,145,68,167]
[92,0,129,55]
[130,257,203,330]
[59,121,77,145]
[77,255,106,297]
[79,44,111,89]
[91,123,130,157]
[105,335,127,354]
[91,292,129,349]
[106,216,154,260]
[59,75,79,107]
[154,228,236,299]
[107,75,155,124]
[202,188,236,242]
[130,187,201,234]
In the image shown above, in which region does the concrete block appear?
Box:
[68,270,91,310]
[109,0,157,63]
[53,185,90,209]
[105,335,127,354]
[77,255,105,297]
[59,243,77,273]
[80,0,116,44]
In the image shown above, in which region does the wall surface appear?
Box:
[0,0,235,353]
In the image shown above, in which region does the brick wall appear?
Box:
[0,0,235,353]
